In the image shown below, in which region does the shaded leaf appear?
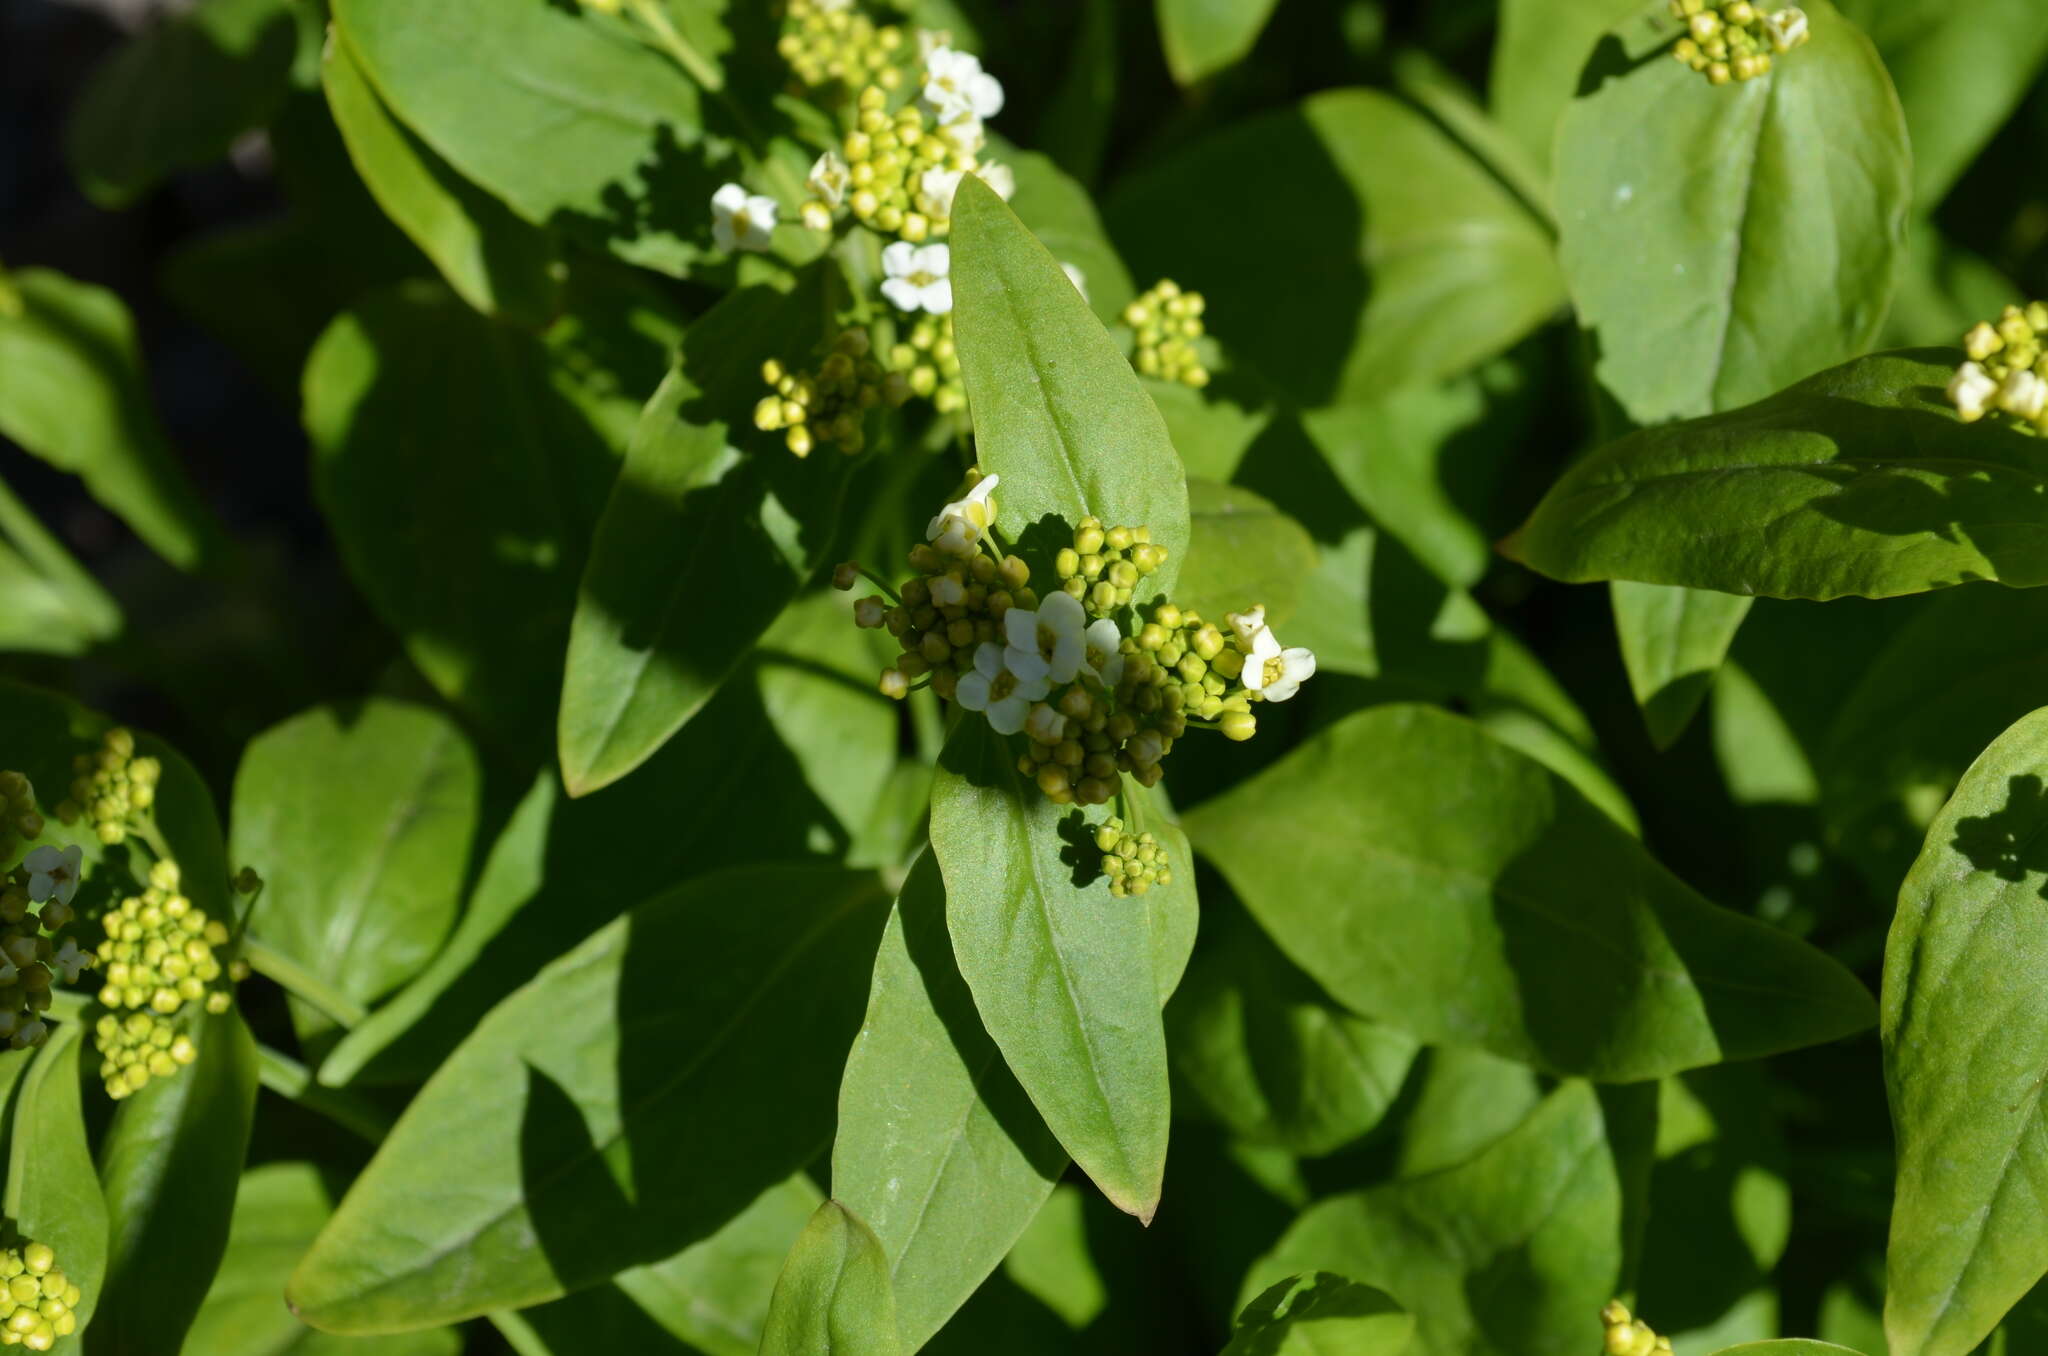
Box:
[759,1202,900,1356]
[1223,1273,1415,1356]
[1157,0,1284,85]
[1174,480,1317,631]
[1489,0,1642,174]
[1612,582,1753,750]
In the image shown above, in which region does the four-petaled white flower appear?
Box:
[882,242,953,314]
[711,183,778,253]
[1083,618,1124,689]
[956,642,1051,735]
[51,939,90,985]
[927,473,998,556]
[23,844,81,907]
[1761,6,1807,50]
[2001,369,2048,421]
[1062,263,1089,301]
[1005,589,1087,685]
[922,46,1004,125]
[808,151,851,207]
[1244,626,1318,703]
[1949,362,1998,422]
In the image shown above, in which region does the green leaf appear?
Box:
[1882,706,2048,1356]
[557,273,848,795]
[322,32,560,326]
[759,1202,900,1356]
[999,1186,1105,1331]
[0,476,119,655]
[1156,0,1284,85]
[65,0,302,207]
[8,1028,108,1344]
[330,0,717,276]
[1033,0,1117,188]
[1185,704,1876,1080]
[1105,90,1564,408]
[928,720,1171,1222]
[1612,583,1754,750]
[1503,351,2048,600]
[1222,1273,1415,1356]
[95,1008,261,1356]
[1173,480,1318,632]
[1393,1046,1545,1180]
[228,700,481,1035]
[182,1164,462,1356]
[951,174,1189,592]
[1489,0,1643,174]
[287,866,890,1331]
[0,269,221,569]
[1553,0,1910,424]
[1709,1345,1869,1355]
[1246,1082,1623,1356]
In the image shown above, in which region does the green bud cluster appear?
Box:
[886,314,966,414]
[1947,301,2048,431]
[862,530,1036,704]
[91,859,242,1100]
[1123,280,1210,388]
[755,329,912,457]
[53,728,158,848]
[0,774,41,868]
[778,0,907,92]
[825,84,987,244]
[1600,1301,1673,1356]
[0,1240,83,1350]
[1670,0,1808,84]
[1052,516,1169,620]
[1093,817,1172,898]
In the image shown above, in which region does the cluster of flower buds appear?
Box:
[1948,301,2048,431]
[756,330,912,457]
[91,859,242,1099]
[1600,1301,1672,1355]
[0,776,40,869]
[779,0,908,91]
[803,75,1008,244]
[0,778,91,1054]
[1123,281,1211,388]
[0,1241,82,1350]
[1053,516,1170,620]
[885,314,966,414]
[1669,0,1809,84]
[1094,817,1171,898]
[54,728,157,848]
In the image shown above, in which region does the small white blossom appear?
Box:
[956,642,1051,736]
[927,473,999,556]
[1244,627,1318,703]
[1949,362,1998,422]
[1761,6,1807,50]
[919,162,1013,218]
[23,844,82,907]
[807,151,851,207]
[1083,618,1124,689]
[882,242,953,314]
[1005,590,1087,685]
[1062,263,1089,300]
[930,573,966,607]
[711,182,778,253]
[51,939,89,984]
[1025,702,1066,745]
[2000,369,2048,421]
[976,161,1015,201]
[923,46,1004,125]
[1225,606,1268,651]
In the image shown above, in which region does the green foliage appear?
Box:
[759,1201,900,1356]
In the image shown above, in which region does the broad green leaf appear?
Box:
[1710,1345,1868,1355]
[65,0,302,207]
[1612,582,1754,750]
[307,279,677,745]
[1246,1083,1623,1356]
[330,0,719,276]
[1712,660,1819,807]
[1167,898,1418,1158]
[288,866,890,1331]
[1489,0,1642,174]
[1223,1273,1415,1356]
[929,720,1171,1222]
[1105,90,1564,408]
[228,700,481,1035]
[952,174,1189,592]
[1882,707,2048,1356]
[1185,704,1876,1080]
[1503,351,2048,599]
[1173,480,1317,631]
[1394,1046,1545,1179]
[760,1202,900,1356]
[1000,1187,1105,1331]
[1156,0,1284,85]
[322,33,560,327]
[0,476,119,655]
[1003,148,1136,326]
[181,1163,461,1356]
[1554,1,1910,424]
[8,1028,108,1344]
[557,273,848,795]
[95,1007,261,1356]
[0,269,221,569]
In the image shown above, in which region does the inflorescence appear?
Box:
[0,775,91,1053]
[1947,301,2048,432]
[1669,1,1809,84]
[1123,280,1211,389]
[91,857,246,1101]
[1600,1301,1674,1355]
[0,1239,83,1351]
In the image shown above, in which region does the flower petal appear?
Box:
[21,846,61,873]
[711,182,749,213]
[987,695,1029,735]
[1039,588,1085,633]
[1005,646,1051,684]
[1049,634,1085,685]
[881,277,925,312]
[921,280,954,315]
[1004,608,1038,652]
[1013,671,1051,701]
[881,240,918,278]
[974,641,1006,679]
[956,671,992,711]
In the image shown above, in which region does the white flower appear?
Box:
[711,182,778,253]
[1025,702,1066,745]
[1005,590,1087,685]
[976,161,1015,201]
[807,151,850,207]
[51,939,89,984]
[930,573,966,607]
[1949,362,1998,422]
[1244,627,1318,703]
[1062,263,1089,300]
[23,844,81,906]
[927,473,999,556]
[882,242,953,314]
[2000,369,2048,421]
[1083,618,1124,689]
[923,46,1004,125]
[1225,606,1268,650]
[1761,6,1808,50]
[956,643,1051,735]
[919,162,1013,218]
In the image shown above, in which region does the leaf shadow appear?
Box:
[1950,773,2048,895]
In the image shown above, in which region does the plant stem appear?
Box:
[256,1045,393,1142]
[241,937,368,1029]
[858,564,901,601]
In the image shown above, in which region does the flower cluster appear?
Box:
[1599,1301,1672,1355]
[1947,301,2048,430]
[1053,516,1170,619]
[1669,1,1810,84]
[0,776,93,1053]
[0,1240,83,1351]
[91,858,242,1100]
[885,313,966,414]
[1095,817,1171,898]
[1123,281,1211,389]
[778,0,907,91]
[803,78,1012,248]
[755,329,912,457]
[54,728,158,848]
